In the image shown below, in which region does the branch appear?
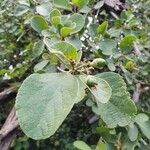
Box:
[133,42,142,56]
[133,82,149,102]
[104,0,125,12]
[0,107,19,150]
[0,87,17,103]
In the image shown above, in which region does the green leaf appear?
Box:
[52,16,61,25]
[60,27,74,37]
[95,139,107,150]
[50,8,61,25]
[97,21,108,35]
[99,39,116,55]
[135,114,150,139]
[138,120,150,139]
[79,75,111,104]
[73,140,91,150]
[90,76,111,104]
[14,4,29,16]
[128,123,139,141]
[34,60,49,72]
[51,41,78,61]
[94,72,137,128]
[53,0,71,10]
[68,14,85,34]
[30,15,49,33]
[120,35,137,49]
[32,40,45,58]
[135,113,149,124]
[36,2,52,16]
[16,73,85,140]
[71,0,89,9]
[94,1,104,9]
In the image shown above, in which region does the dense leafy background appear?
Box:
[0,0,150,149]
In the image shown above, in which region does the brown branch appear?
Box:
[133,82,149,102]
[104,0,125,11]
[0,107,19,150]
[0,87,17,103]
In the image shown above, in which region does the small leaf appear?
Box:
[51,41,78,61]
[71,0,89,9]
[97,21,108,35]
[36,2,52,16]
[68,13,85,34]
[14,4,29,16]
[32,40,45,58]
[34,60,49,72]
[53,0,71,10]
[73,140,91,150]
[60,27,74,37]
[138,120,150,139]
[80,75,112,104]
[128,123,139,141]
[135,113,149,124]
[120,35,137,49]
[50,8,61,25]
[16,73,85,140]
[89,76,112,104]
[95,139,107,150]
[99,39,116,55]
[31,15,49,33]
[52,16,61,25]
[94,1,104,9]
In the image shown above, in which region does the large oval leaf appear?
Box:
[94,72,137,128]
[15,73,85,140]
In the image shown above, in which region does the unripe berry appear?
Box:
[125,61,135,72]
[86,75,97,87]
[90,58,106,68]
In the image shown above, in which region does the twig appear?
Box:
[133,82,149,102]
[133,42,141,56]
[0,87,16,103]
[0,107,19,150]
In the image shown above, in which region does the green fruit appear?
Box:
[125,61,135,72]
[90,58,106,68]
[86,75,97,87]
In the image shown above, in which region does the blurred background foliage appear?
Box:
[0,0,150,149]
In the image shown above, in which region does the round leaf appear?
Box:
[30,15,49,33]
[16,73,85,140]
[68,13,85,34]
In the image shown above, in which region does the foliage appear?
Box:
[0,0,150,149]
